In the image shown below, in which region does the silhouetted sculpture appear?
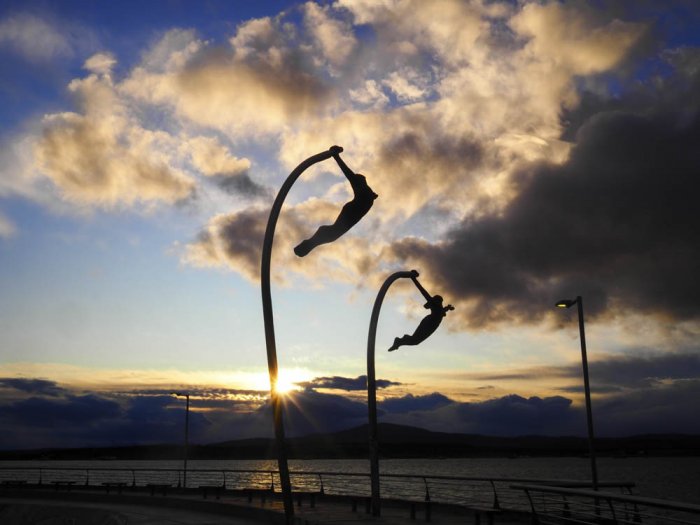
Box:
[294,146,378,257]
[388,276,454,351]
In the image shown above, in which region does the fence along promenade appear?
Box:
[511,483,700,525]
[0,466,644,523]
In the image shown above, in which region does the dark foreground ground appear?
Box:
[0,485,530,525]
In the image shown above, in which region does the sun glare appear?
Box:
[247,368,312,395]
[273,377,297,395]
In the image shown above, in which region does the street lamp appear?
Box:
[555,296,599,491]
[171,392,190,489]
[261,146,375,524]
[367,270,453,516]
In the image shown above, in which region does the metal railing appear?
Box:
[512,484,700,525]
[0,466,635,513]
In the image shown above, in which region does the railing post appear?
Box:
[607,496,617,522]
[85,469,89,486]
[490,480,500,510]
[562,495,570,518]
[222,470,226,489]
[131,469,136,487]
[523,489,540,525]
[318,474,324,495]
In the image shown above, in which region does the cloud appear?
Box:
[183,135,269,198]
[510,2,647,75]
[0,211,16,238]
[299,375,401,391]
[462,352,700,393]
[4,0,695,343]
[0,378,67,397]
[34,63,195,207]
[121,21,333,137]
[83,52,116,75]
[0,394,121,428]
[303,2,357,67]
[378,392,453,414]
[184,207,272,282]
[280,389,368,436]
[386,53,700,327]
[0,13,74,61]
[185,195,380,285]
[2,372,700,449]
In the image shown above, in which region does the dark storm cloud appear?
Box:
[579,352,700,389]
[557,385,623,394]
[0,378,67,397]
[378,392,452,413]
[463,352,700,391]
[280,389,368,436]
[299,375,402,391]
[2,376,700,448]
[389,50,700,328]
[209,172,272,199]
[0,394,121,428]
[592,378,700,435]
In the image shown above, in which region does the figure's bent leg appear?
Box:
[388,334,419,352]
[294,224,344,257]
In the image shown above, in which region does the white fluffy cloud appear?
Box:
[34,63,194,207]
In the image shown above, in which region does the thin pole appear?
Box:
[576,296,599,491]
[183,394,189,489]
[367,270,416,517]
[261,149,336,524]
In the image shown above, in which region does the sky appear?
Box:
[1,0,699,450]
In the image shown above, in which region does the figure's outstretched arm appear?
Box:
[330,146,364,193]
[411,276,433,303]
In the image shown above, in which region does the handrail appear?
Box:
[511,484,700,514]
[0,466,634,488]
[0,466,636,510]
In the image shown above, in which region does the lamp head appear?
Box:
[555,299,577,309]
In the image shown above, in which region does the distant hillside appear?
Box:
[2,423,699,460]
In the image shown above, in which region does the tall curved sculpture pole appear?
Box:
[262,149,337,524]
[367,269,419,517]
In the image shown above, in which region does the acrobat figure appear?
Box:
[388,275,454,352]
[294,146,378,257]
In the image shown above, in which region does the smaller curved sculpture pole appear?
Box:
[261,148,338,524]
[367,271,454,516]
[366,269,419,517]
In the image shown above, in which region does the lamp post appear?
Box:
[367,269,418,517]
[262,147,371,524]
[171,392,190,489]
[555,296,599,491]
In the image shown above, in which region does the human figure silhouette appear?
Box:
[294,146,378,257]
[388,276,454,352]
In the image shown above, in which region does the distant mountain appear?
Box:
[2,423,699,460]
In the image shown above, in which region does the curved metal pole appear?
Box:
[367,269,418,517]
[261,149,336,524]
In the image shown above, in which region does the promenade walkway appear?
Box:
[0,486,531,525]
